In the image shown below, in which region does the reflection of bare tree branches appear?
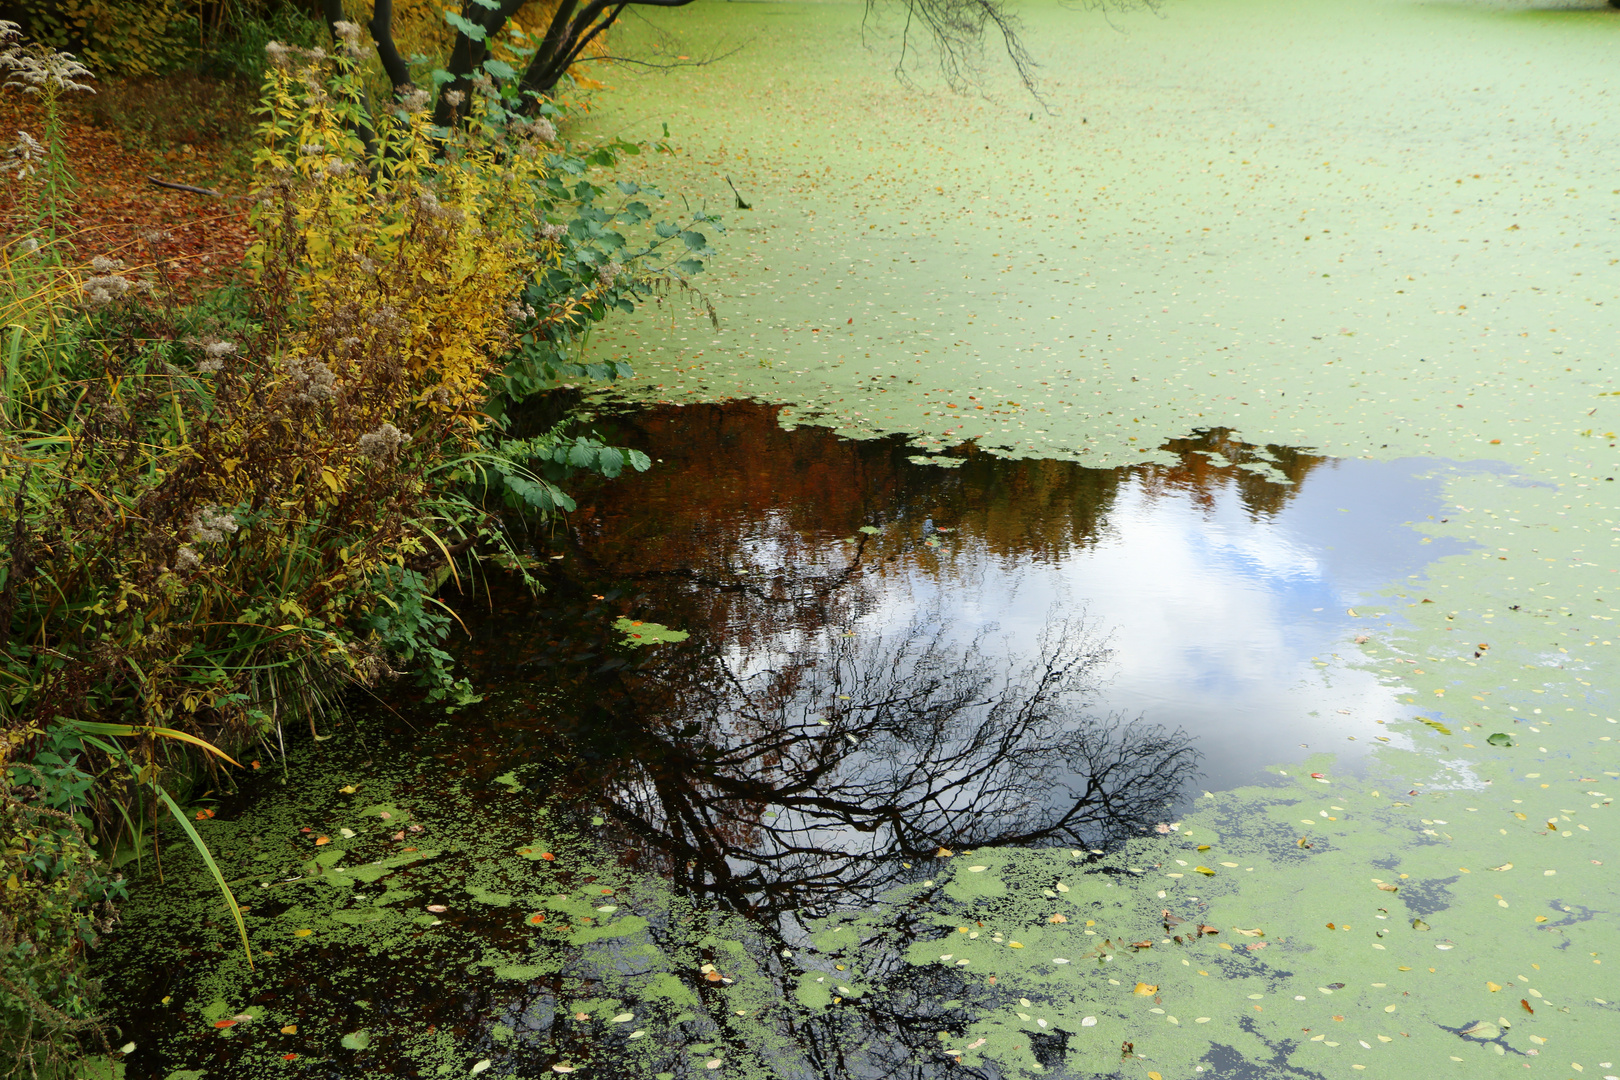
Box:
[600,613,1197,918]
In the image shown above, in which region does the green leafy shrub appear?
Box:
[18,0,197,78]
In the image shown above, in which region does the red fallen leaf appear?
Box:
[314,836,331,846]
[1520,999,1534,1014]
[1310,773,1326,779]
[300,827,312,833]
[540,852,556,861]
[283,1054,298,1060]
[527,912,546,925]
[214,1020,237,1029]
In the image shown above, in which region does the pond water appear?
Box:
[102,403,1490,1078]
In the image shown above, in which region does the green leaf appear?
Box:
[675,258,703,276]
[681,229,708,251]
[655,222,680,238]
[155,785,254,969]
[616,180,641,195]
[444,12,487,40]
[341,1030,371,1050]
[482,58,517,79]
[429,67,457,86]
[1486,732,1514,747]
[628,449,652,472]
[614,618,689,646]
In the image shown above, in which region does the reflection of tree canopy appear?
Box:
[567,404,1329,659]
[573,613,1198,921]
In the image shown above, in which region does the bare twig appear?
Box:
[145,176,224,198]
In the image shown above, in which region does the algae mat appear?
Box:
[574,0,1620,1075]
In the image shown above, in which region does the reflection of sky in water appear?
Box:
[858,458,1478,794]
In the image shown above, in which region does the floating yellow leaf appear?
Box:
[1196,844,1211,851]
[293,929,313,938]
[1008,941,1024,948]
[1194,866,1215,876]
[1133,983,1158,995]
[1149,1073,1162,1080]
[935,847,954,857]
[338,784,357,794]
[281,1025,297,1034]
[1487,982,1501,992]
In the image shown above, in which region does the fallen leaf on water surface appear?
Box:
[1081,1016,1097,1026]
[314,836,331,846]
[293,929,313,938]
[281,1025,297,1034]
[1487,733,1514,747]
[1377,883,1400,892]
[1194,866,1215,876]
[213,1020,236,1029]
[1233,927,1265,937]
[339,785,357,794]
[1049,913,1068,923]
[1412,919,1430,931]
[1520,999,1534,1014]
[967,865,988,872]
[391,831,405,841]
[426,904,448,913]
[612,1013,634,1023]
[471,1061,491,1075]
[339,828,356,839]
[935,847,954,857]
[340,1031,370,1050]
[551,1066,575,1074]
[706,971,724,982]
[1133,983,1158,995]
[1148,1073,1162,1080]
[527,913,546,925]
[706,1060,723,1070]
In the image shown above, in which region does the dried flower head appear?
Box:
[81,274,131,308]
[282,355,337,403]
[265,40,291,68]
[398,85,431,112]
[188,506,240,544]
[331,20,364,56]
[442,89,465,109]
[357,422,407,462]
[174,545,202,573]
[0,23,95,95]
[90,254,125,273]
[4,129,42,179]
[198,340,237,374]
[596,260,622,289]
[538,222,567,243]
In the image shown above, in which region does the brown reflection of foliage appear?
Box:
[565,404,1328,658]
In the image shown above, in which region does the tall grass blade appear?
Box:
[154,784,254,970]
